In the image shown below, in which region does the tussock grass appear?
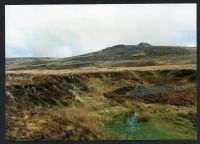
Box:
[137,113,153,122]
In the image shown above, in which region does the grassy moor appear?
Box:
[6,43,197,140]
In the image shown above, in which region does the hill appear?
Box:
[5,43,197,140]
[6,43,196,70]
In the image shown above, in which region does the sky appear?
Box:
[6,4,196,58]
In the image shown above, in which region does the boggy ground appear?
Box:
[6,68,197,140]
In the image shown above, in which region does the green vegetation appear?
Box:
[102,104,196,140]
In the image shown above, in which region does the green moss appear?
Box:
[101,109,197,140]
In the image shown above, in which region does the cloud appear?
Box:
[48,46,72,57]
[5,4,196,57]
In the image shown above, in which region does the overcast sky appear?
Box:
[6,4,196,58]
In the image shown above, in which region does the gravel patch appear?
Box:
[105,84,183,98]
[125,85,182,97]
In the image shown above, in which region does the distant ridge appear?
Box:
[6,43,196,70]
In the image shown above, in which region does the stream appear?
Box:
[126,112,139,134]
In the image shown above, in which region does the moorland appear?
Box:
[6,43,197,140]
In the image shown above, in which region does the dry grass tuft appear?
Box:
[50,106,101,132]
[137,113,153,122]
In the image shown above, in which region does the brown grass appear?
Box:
[6,67,197,140]
[6,106,101,141]
[50,106,101,132]
[140,88,197,106]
